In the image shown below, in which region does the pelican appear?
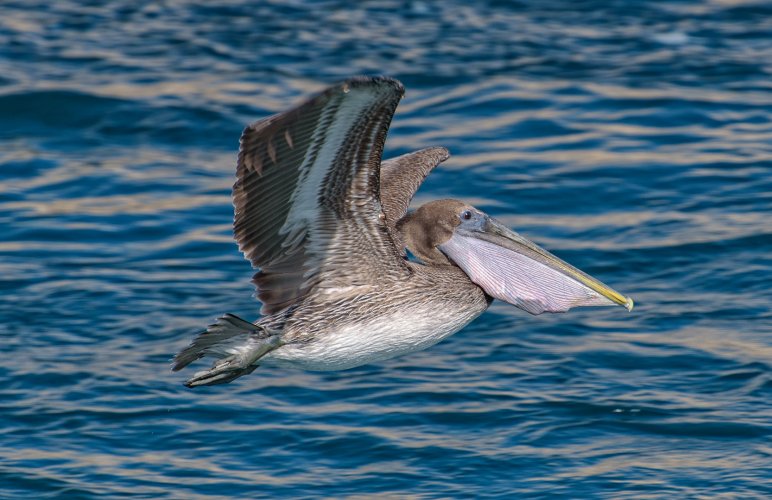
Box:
[173,76,633,387]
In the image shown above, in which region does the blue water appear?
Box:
[1,0,771,497]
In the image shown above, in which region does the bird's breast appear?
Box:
[261,302,486,371]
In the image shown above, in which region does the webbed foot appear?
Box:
[173,313,282,387]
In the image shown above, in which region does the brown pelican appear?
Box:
[173,76,633,387]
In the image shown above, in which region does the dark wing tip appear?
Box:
[341,75,405,88]
[236,76,404,176]
[343,75,405,95]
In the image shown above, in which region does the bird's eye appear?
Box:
[461,210,472,221]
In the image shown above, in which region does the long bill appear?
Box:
[439,217,634,315]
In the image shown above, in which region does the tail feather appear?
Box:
[172,314,282,386]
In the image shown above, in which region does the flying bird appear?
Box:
[173,76,633,387]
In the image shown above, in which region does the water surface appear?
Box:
[1,1,771,498]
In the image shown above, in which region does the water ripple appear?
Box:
[2,0,771,498]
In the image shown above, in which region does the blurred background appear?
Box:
[1,0,770,498]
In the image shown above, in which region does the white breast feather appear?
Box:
[262,307,481,371]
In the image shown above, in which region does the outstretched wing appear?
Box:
[234,76,409,314]
[380,147,449,251]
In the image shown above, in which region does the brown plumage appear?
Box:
[173,76,632,387]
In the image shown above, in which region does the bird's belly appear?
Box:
[262,307,483,371]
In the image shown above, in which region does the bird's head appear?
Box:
[397,199,633,315]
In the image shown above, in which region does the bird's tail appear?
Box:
[172,314,282,387]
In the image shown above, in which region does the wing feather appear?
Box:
[233,77,409,314]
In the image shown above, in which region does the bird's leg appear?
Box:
[184,335,282,387]
[173,314,283,387]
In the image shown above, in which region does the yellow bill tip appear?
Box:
[624,296,634,312]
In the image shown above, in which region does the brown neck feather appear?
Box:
[396,199,467,266]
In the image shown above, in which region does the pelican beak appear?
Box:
[439,215,633,315]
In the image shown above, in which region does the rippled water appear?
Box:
[2,1,771,498]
